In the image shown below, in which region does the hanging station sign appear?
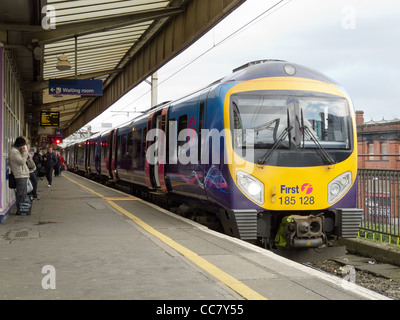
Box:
[49,79,103,96]
[40,111,60,127]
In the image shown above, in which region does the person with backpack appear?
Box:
[8,137,31,215]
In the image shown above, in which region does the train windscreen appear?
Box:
[231,94,352,151]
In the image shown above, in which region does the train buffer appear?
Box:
[0,171,390,301]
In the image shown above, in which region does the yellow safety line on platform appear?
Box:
[103,196,141,201]
[63,174,267,300]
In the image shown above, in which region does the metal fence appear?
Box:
[357,167,400,243]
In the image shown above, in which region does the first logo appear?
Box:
[301,183,313,195]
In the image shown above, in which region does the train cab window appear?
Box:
[298,97,351,150]
[231,95,351,151]
[231,96,290,150]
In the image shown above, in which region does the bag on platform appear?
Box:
[18,195,32,215]
[27,178,33,194]
[8,172,16,189]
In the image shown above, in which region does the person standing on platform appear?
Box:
[8,137,30,215]
[54,150,60,177]
[33,150,43,180]
[20,136,38,200]
[27,147,38,200]
[43,147,57,187]
[57,151,65,176]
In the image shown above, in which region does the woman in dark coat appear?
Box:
[43,147,58,187]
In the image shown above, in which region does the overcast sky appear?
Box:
[86,0,400,133]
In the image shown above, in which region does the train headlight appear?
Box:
[237,171,264,205]
[283,64,296,76]
[328,171,352,204]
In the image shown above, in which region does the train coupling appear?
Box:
[275,215,325,249]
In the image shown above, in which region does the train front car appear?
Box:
[220,60,362,254]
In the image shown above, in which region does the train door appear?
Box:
[145,113,156,190]
[88,138,96,174]
[194,100,207,199]
[157,106,169,193]
[165,93,208,200]
[73,143,77,170]
[100,135,107,176]
[145,107,169,192]
[99,130,113,180]
[94,136,101,174]
[111,129,118,181]
[194,89,210,201]
[76,142,85,172]
[153,114,162,188]
[85,140,89,173]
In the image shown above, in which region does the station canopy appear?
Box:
[43,0,172,79]
[40,0,183,135]
[0,0,245,137]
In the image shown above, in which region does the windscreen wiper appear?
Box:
[258,109,292,165]
[301,109,335,165]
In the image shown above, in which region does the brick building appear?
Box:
[356,111,400,221]
[356,110,400,170]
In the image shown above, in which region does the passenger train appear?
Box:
[63,60,362,252]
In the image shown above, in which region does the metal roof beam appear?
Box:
[36,97,95,111]
[0,24,42,32]
[27,6,184,45]
[44,42,132,56]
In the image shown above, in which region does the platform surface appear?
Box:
[0,171,389,300]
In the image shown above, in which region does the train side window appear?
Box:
[116,135,121,159]
[90,142,96,164]
[127,132,134,170]
[178,115,188,149]
[102,140,107,159]
[169,118,176,163]
[133,129,142,159]
[198,102,205,161]
[127,132,133,156]
[121,134,127,156]
[142,128,147,159]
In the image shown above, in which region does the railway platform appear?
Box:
[0,171,389,301]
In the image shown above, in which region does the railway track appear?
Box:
[305,255,400,300]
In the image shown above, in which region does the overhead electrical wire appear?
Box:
[119,0,291,112]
